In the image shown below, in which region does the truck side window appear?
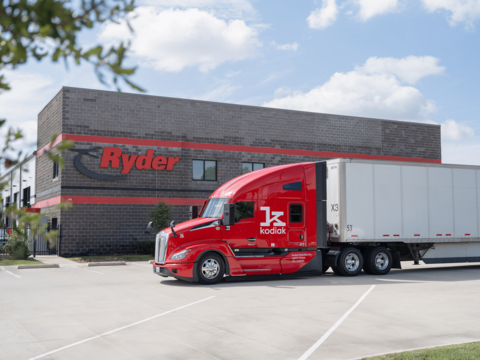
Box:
[235,202,254,222]
[290,204,303,223]
[283,182,302,191]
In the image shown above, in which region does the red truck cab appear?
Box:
[152,162,328,284]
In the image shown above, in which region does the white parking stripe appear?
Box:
[28,296,215,360]
[1,268,21,278]
[298,285,376,360]
[375,278,425,283]
[72,266,103,274]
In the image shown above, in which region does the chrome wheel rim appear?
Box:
[375,252,389,270]
[202,259,219,279]
[345,253,360,272]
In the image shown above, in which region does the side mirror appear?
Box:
[146,221,158,234]
[170,220,177,238]
[223,204,236,226]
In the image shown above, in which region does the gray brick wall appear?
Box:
[36,87,442,256]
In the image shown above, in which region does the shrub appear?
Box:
[149,201,172,231]
[3,230,30,260]
[135,241,155,255]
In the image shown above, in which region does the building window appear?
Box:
[193,160,217,181]
[53,162,59,179]
[22,187,31,207]
[290,204,303,223]
[242,162,264,174]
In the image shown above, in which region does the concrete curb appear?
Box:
[88,261,126,267]
[18,264,59,269]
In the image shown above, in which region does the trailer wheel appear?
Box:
[362,248,374,274]
[197,253,225,285]
[365,247,392,275]
[337,247,363,276]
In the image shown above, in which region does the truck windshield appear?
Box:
[201,198,229,218]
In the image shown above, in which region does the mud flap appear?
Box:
[325,250,340,268]
[392,251,402,269]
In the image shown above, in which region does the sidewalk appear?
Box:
[33,255,78,265]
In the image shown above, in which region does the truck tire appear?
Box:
[337,247,363,276]
[365,247,392,275]
[362,248,374,274]
[197,252,225,285]
[332,266,344,276]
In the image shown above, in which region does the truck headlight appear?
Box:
[170,249,191,260]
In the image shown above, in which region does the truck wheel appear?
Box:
[363,248,374,274]
[337,247,363,276]
[332,266,344,276]
[197,253,225,285]
[366,247,392,275]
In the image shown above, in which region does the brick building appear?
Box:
[4,86,442,256]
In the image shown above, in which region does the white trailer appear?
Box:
[325,159,480,273]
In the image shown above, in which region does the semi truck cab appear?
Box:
[152,162,328,284]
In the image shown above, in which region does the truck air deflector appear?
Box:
[315,162,327,248]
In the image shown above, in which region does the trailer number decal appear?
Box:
[331,204,338,211]
[347,225,353,231]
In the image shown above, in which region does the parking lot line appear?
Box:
[28,296,215,360]
[1,268,20,278]
[72,266,103,274]
[298,285,376,360]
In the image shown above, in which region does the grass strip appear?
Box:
[363,341,480,360]
[67,255,154,262]
[0,259,44,266]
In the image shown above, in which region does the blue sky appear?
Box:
[1,0,480,164]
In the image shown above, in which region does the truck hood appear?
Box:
[161,217,220,236]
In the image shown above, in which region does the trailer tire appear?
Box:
[337,247,363,276]
[332,266,344,276]
[197,253,225,285]
[362,248,374,274]
[365,247,392,275]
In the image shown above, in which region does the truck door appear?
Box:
[223,202,257,249]
[287,203,305,246]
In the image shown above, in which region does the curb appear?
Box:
[149,260,154,264]
[18,264,59,269]
[88,261,126,267]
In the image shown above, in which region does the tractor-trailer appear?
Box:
[151,159,480,284]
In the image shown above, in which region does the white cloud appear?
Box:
[307,0,338,29]
[99,7,261,72]
[442,141,480,165]
[441,119,474,141]
[139,0,257,19]
[263,56,442,122]
[358,56,445,84]
[354,0,399,21]
[273,42,299,51]
[421,0,480,28]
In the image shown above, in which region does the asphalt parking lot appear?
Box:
[2,261,480,360]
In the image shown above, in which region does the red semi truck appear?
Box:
[151,159,480,284]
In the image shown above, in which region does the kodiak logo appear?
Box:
[70,146,179,181]
[260,206,286,234]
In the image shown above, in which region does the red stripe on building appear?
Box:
[36,134,65,157]
[37,133,442,164]
[32,196,206,208]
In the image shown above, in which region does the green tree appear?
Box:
[0,0,142,248]
[149,201,172,231]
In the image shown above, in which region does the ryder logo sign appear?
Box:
[70,146,179,181]
[260,206,286,234]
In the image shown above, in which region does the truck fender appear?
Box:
[193,249,231,280]
[325,250,340,268]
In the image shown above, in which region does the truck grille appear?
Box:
[155,232,169,264]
